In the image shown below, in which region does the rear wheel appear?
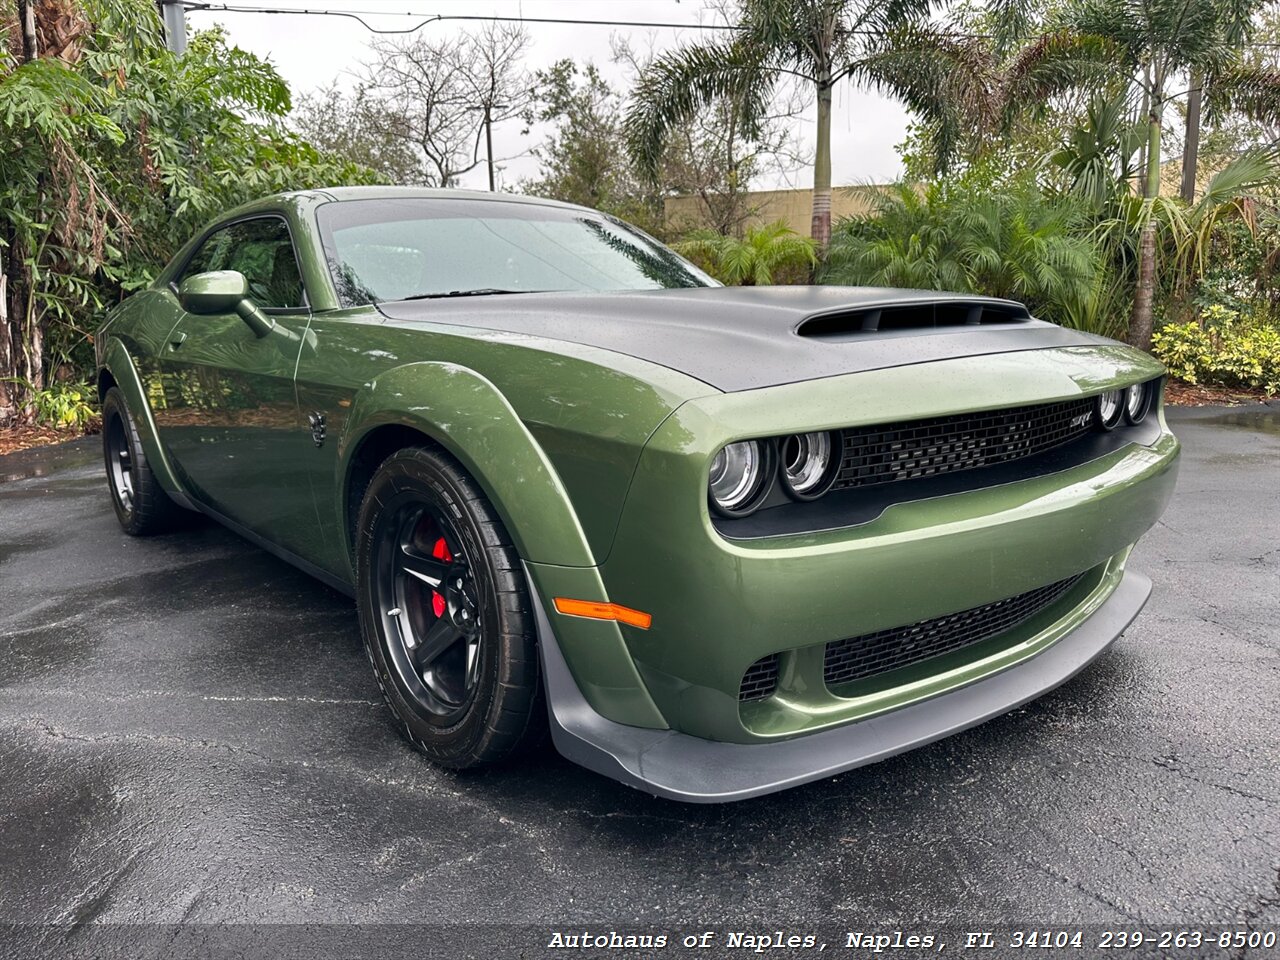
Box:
[101,387,182,536]
[355,446,544,768]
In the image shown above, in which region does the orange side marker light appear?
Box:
[553,598,653,630]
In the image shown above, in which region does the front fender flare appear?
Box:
[337,361,596,569]
[336,362,668,729]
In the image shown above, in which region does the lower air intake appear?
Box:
[824,572,1089,689]
[739,653,781,702]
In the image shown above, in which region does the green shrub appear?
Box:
[674,221,817,285]
[821,180,1104,332]
[1,378,98,430]
[1152,307,1280,395]
[1151,323,1212,384]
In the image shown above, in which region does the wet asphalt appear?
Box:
[0,406,1277,958]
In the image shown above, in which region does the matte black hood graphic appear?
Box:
[378,285,1109,392]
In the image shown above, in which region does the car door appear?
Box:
[156,216,316,551]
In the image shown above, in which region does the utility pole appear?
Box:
[484,104,496,191]
[159,0,187,55]
[476,101,508,192]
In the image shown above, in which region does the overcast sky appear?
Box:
[185,0,913,192]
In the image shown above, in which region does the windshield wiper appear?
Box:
[400,288,542,301]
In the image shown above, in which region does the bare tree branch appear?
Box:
[357,23,533,188]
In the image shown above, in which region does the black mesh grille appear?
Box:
[739,653,781,702]
[832,397,1096,491]
[824,573,1089,689]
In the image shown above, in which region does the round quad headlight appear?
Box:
[1124,381,1152,424]
[708,440,772,517]
[780,431,838,500]
[1095,389,1125,431]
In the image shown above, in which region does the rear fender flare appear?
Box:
[97,338,195,509]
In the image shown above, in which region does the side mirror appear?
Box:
[179,270,248,314]
[177,270,275,338]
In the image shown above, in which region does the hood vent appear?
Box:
[797,300,1032,340]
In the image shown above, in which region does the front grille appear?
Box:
[832,397,1096,491]
[823,572,1088,688]
[739,653,781,702]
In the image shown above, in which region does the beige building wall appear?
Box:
[664,185,889,236]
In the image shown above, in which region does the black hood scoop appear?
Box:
[378,285,1107,393]
[797,299,1032,340]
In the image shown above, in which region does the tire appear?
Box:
[355,445,545,769]
[101,386,183,536]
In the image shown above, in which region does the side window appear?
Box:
[178,218,306,310]
[179,229,231,283]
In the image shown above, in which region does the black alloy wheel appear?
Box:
[100,386,182,536]
[356,446,544,768]
[105,409,136,517]
[374,500,484,722]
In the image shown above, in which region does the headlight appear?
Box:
[708,440,772,516]
[780,431,838,500]
[1124,382,1152,424]
[1095,389,1124,431]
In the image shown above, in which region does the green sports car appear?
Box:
[94,186,1180,802]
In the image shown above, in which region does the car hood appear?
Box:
[377,286,1111,393]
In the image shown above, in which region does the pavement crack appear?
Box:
[15,714,566,871]
[1098,747,1275,806]
[1028,861,1141,921]
[577,809,700,827]
[55,846,144,925]
[4,688,381,708]
[200,694,382,706]
[20,718,279,764]
[1234,866,1280,960]
[1095,834,1163,890]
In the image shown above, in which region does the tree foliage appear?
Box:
[823,180,1102,328]
[521,52,806,239]
[614,36,809,238]
[867,26,1115,177]
[674,221,817,284]
[623,0,936,246]
[0,0,373,425]
[291,84,423,185]
[519,60,663,233]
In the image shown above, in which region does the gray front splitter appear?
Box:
[529,567,1152,803]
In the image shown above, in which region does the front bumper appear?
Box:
[534,566,1151,803]
[525,346,1178,796]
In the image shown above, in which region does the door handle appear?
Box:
[168,331,188,350]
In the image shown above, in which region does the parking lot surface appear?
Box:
[0,406,1277,954]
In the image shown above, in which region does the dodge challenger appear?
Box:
[94,187,1180,802]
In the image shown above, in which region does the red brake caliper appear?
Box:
[431,537,452,618]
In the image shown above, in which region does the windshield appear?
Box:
[315,197,715,306]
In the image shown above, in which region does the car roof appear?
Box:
[214,185,598,228]
[312,185,579,206]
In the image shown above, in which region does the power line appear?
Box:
[176,2,1001,39]
[179,3,742,35]
[178,2,1280,47]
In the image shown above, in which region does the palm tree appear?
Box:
[1178,0,1280,203]
[1064,0,1237,350]
[674,220,818,284]
[1049,94,1147,209]
[624,0,933,248]
[858,26,1115,176]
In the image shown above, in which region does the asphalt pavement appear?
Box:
[0,406,1276,958]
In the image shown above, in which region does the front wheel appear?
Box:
[355,446,544,769]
